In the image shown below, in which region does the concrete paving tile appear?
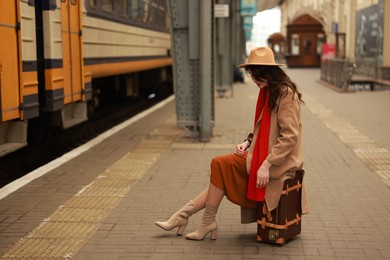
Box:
[334,247,366,257]
[317,247,336,257]
[363,248,383,258]
[302,247,319,256]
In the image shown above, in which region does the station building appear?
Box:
[274,0,389,88]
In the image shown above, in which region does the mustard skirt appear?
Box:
[210,153,257,208]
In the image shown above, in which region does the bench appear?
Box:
[349,75,390,91]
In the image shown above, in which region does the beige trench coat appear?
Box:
[241,87,309,224]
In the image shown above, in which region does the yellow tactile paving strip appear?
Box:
[304,94,390,187]
[1,136,173,259]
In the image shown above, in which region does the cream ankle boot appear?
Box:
[185,203,218,240]
[155,200,200,235]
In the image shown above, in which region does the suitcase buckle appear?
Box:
[269,230,279,240]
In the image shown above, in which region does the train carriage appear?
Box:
[0,0,172,157]
[37,0,88,128]
[0,0,39,156]
[82,0,172,105]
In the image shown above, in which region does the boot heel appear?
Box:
[177,224,187,235]
[210,229,217,240]
[185,204,219,241]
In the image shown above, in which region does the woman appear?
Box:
[155,46,306,241]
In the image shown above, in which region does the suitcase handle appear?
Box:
[281,181,302,196]
[257,213,301,230]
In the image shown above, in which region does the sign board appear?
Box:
[240,0,257,16]
[243,16,253,29]
[321,43,336,60]
[355,0,384,59]
[215,4,229,18]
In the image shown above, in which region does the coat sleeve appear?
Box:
[266,89,301,166]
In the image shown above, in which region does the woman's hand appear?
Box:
[235,141,250,155]
[256,160,271,188]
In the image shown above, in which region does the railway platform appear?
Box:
[0,69,390,259]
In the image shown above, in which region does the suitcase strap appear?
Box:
[258,213,301,230]
[260,180,302,222]
[281,181,302,196]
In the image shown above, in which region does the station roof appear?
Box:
[257,0,282,12]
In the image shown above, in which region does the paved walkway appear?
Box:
[0,69,389,259]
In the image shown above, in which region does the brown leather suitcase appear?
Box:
[256,170,304,245]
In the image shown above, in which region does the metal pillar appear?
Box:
[168,0,214,141]
[215,0,233,97]
[199,0,214,141]
[233,0,246,68]
[214,0,246,97]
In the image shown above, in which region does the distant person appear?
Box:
[155,46,307,240]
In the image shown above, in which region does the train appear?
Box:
[0,0,173,157]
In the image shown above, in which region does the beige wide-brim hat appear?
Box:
[238,46,284,68]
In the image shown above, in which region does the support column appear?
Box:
[199,0,213,141]
[233,0,246,68]
[346,0,356,60]
[168,0,214,141]
[215,0,233,97]
[383,0,390,66]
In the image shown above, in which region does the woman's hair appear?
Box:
[246,65,304,110]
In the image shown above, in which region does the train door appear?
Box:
[0,1,22,122]
[61,0,84,104]
[301,33,318,67]
[59,0,87,128]
[0,1,28,156]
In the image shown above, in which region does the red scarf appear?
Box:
[247,87,271,201]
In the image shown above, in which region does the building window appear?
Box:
[292,34,300,55]
[317,33,325,55]
[336,33,346,58]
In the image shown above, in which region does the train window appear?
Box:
[161,0,168,25]
[153,0,162,25]
[86,0,169,32]
[131,0,141,20]
[102,0,114,13]
[155,0,166,26]
[119,0,129,17]
[90,0,97,8]
[142,0,150,23]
